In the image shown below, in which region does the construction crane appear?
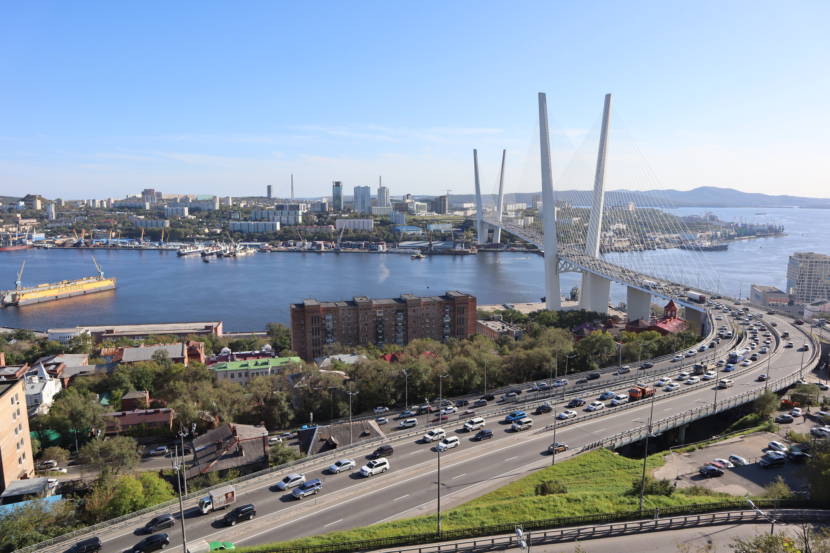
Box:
[15,261,25,290]
[92,256,104,279]
[336,226,346,250]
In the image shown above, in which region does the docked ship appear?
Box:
[1,258,116,307]
[177,244,205,257]
[0,233,31,252]
[679,241,728,252]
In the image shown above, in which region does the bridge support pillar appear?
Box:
[685,308,706,336]
[677,423,688,444]
[626,286,651,323]
[580,272,610,314]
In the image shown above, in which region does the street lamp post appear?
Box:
[401,369,410,410]
[343,384,359,445]
[550,398,559,466]
[483,359,488,397]
[436,373,449,536]
[635,392,657,513]
[171,453,188,553]
[177,426,189,495]
[746,498,776,536]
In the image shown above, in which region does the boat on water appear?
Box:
[0,233,31,252]
[1,257,116,307]
[177,244,205,256]
[679,241,728,252]
[411,252,426,260]
[201,245,223,257]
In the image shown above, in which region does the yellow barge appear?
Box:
[1,257,116,307]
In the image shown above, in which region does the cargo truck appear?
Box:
[198,485,237,515]
[628,385,655,401]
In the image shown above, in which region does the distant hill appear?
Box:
[444,187,830,209]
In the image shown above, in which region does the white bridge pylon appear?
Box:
[475,92,708,326]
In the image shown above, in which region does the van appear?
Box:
[463,417,485,432]
[511,417,534,432]
[718,379,734,389]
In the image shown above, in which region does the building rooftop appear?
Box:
[49,321,222,336]
[104,408,174,427]
[0,478,49,499]
[316,354,367,368]
[120,343,186,363]
[294,291,473,310]
[210,356,301,372]
[751,284,784,293]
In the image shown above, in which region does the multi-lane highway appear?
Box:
[43,304,820,553]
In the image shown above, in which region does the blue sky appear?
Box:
[1,1,828,199]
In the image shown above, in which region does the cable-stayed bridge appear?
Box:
[473,93,714,330]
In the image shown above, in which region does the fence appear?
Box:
[237,502,830,553]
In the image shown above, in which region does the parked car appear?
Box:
[222,504,256,526]
[360,458,390,476]
[276,473,306,491]
[699,465,724,478]
[767,441,788,453]
[37,459,58,470]
[148,446,169,457]
[130,533,170,553]
[472,429,493,441]
[712,458,734,468]
[327,459,355,474]
[759,452,787,468]
[143,514,175,534]
[775,414,794,424]
[64,537,102,553]
[728,455,749,466]
[791,408,803,417]
[369,445,394,459]
[292,479,323,499]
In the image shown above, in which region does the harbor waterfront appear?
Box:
[0,207,827,332]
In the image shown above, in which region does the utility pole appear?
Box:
[637,392,657,513]
[171,453,188,553]
[436,373,449,536]
[344,384,359,445]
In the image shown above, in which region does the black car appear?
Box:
[64,537,102,553]
[639,362,654,369]
[223,504,256,526]
[566,398,586,408]
[775,414,794,423]
[130,533,170,553]
[472,429,493,441]
[455,399,469,407]
[699,465,724,478]
[473,399,488,407]
[143,513,175,533]
[480,394,495,402]
[587,372,601,380]
[788,451,811,464]
[575,378,588,385]
[534,403,552,414]
[369,444,394,459]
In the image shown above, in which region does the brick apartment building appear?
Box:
[0,379,35,493]
[290,291,476,361]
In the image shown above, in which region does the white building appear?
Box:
[371,206,393,216]
[391,211,406,225]
[164,206,189,217]
[24,364,62,415]
[335,218,374,231]
[252,203,307,225]
[377,185,390,207]
[353,186,371,214]
[131,217,170,229]
[787,252,830,304]
[229,221,280,233]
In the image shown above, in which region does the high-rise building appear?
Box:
[0,379,34,493]
[46,202,57,221]
[141,189,161,205]
[290,291,477,360]
[354,186,371,214]
[786,252,830,304]
[435,195,449,214]
[332,181,343,211]
[377,185,390,207]
[267,185,272,199]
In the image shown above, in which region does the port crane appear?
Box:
[15,261,25,290]
[92,256,105,278]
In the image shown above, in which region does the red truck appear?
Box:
[629,385,656,401]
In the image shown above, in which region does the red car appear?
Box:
[432,415,449,422]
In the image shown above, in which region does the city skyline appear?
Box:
[2,2,829,199]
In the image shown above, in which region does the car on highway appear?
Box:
[327,459,356,474]
[292,478,323,499]
[376,417,389,425]
[767,441,788,453]
[436,436,460,452]
[548,442,568,454]
[656,377,672,387]
[223,504,256,526]
[142,514,175,534]
[566,398,585,408]
[473,399,488,407]
[676,371,689,381]
[741,360,751,367]
[598,391,616,400]
[64,537,102,553]
[557,410,578,420]
[640,362,654,369]
[723,364,736,372]
[728,455,749,466]
[702,371,716,381]
[276,473,306,491]
[504,411,527,423]
[503,391,519,400]
[798,344,810,351]
[440,406,457,415]
[616,365,631,374]
[672,355,683,362]
[148,446,169,457]
[553,378,569,387]
[664,383,679,392]
[398,409,416,418]
[757,374,768,382]
[534,403,553,414]
[791,407,803,417]
[511,417,534,431]
[463,417,486,431]
[373,406,390,415]
[586,401,605,412]
[587,372,601,380]
[360,458,390,476]
[686,376,700,385]
[455,399,470,407]
[698,465,724,478]
[610,394,628,406]
[712,458,734,468]
[422,429,446,442]
[369,445,394,459]
[399,418,418,429]
[784,342,794,348]
[130,533,170,552]
[775,414,794,424]
[715,360,725,366]
[472,429,493,441]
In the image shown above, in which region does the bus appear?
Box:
[728,348,748,364]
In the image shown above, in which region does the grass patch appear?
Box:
[238,448,732,553]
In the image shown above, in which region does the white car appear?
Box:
[276,473,306,490]
[728,455,749,466]
[810,426,830,438]
[586,401,605,412]
[399,418,418,429]
[373,406,390,415]
[791,407,803,417]
[553,378,568,387]
[422,428,446,443]
[676,371,690,381]
[436,436,460,451]
[686,376,700,385]
[463,417,485,432]
[712,457,734,468]
[702,371,716,381]
[664,383,679,392]
[672,355,683,362]
[440,406,457,415]
[327,459,355,474]
[656,377,671,387]
[767,441,788,453]
[741,360,751,367]
[360,458,390,476]
[610,395,627,406]
[557,410,577,420]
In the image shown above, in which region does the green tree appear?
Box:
[41,446,70,466]
[575,330,616,369]
[47,388,106,452]
[136,472,175,506]
[108,474,145,516]
[78,436,140,476]
[806,440,830,502]
[266,323,292,354]
[754,390,778,418]
[268,442,303,466]
[0,500,79,552]
[249,375,294,429]
[790,383,821,407]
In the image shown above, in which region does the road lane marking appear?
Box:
[393,494,410,501]
[451,473,466,480]
[504,456,517,462]
[324,518,343,528]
